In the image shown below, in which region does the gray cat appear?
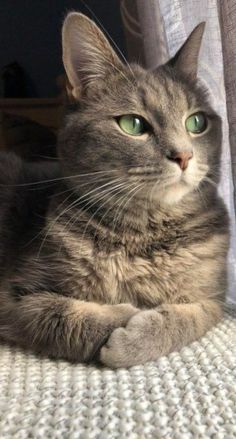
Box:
[0,13,229,368]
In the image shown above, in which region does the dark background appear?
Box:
[0,0,126,97]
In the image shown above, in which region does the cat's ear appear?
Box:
[62,12,124,99]
[167,22,205,79]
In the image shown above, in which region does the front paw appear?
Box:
[83,303,139,362]
[108,303,139,326]
[100,309,161,368]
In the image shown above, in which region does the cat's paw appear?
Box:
[100,309,161,368]
[83,303,138,362]
[109,303,139,326]
[100,326,135,368]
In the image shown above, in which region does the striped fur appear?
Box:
[0,14,229,367]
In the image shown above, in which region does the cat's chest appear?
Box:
[65,242,182,307]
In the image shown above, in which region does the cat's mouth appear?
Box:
[128,165,188,186]
[127,161,207,195]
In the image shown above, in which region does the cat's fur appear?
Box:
[0,13,229,367]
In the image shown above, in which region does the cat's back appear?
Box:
[0,152,60,274]
[0,152,60,198]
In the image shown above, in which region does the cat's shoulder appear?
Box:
[0,151,23,185]
[0,151,60,192]
[0,151,61,226]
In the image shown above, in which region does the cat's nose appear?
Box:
[166,150,193,171]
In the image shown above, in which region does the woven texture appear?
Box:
[0,306,235,438]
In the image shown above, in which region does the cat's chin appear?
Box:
[154,180,193,206]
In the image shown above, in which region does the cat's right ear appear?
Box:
[166,22,205,79]
[62,12,124,99]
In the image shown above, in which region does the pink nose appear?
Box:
[168,151,193,170]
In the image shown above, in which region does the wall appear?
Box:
[0,0,126,97]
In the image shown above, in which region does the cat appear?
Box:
[0,12,229,368]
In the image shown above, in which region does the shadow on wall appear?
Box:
[0,0,126,97]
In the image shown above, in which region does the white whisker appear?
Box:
[2,169,121,188]
[78,0,136,80]
[93,181,139,239]
[37,177,125,258]
[72,182,135,245]
[111,183,145,235]
[61,180,130,237]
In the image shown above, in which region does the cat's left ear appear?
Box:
[62,12,124,99]
[167,22,205,79]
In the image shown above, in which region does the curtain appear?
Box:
[121,0,236,303]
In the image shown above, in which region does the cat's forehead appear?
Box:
[102,64,200,117]
[132,65,196,114]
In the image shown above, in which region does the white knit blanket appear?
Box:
[0,305,235,438]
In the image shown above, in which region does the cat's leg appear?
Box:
[0,291,138,361]
[100,300,222,368]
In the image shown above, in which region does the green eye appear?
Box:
[185,112,208,134]
[118,115,146,136]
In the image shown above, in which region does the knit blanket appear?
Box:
[0,305,235,438]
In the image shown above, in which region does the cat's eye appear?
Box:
[185,112,208,134]
[117,115,146,136]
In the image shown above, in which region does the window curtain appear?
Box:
[121,0,236,303]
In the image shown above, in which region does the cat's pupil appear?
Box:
[185,112,207,134]
[194,115,202,129]
[118,115,145,136]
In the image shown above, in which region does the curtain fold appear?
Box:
[121,0,236,302]
[218,1,236,208]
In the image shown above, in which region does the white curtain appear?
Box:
[121,0,236,302]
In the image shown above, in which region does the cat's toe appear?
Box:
[100,327,136,368]
[100,310,160,368]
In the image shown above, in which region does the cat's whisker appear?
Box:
[34,190,77,255]
[103,55,135,87]
[49,173,117,200]
[1,169,122,188]
[111,187,135,236]
[24,189,76,249]
[34,156,59,161]
[53,177,125,222]
[78,0,136,81]
[195,186,208,209]
[1,165,157,188]
[93,181,140,240]
[49,186,74,199]
[110,183,146,236]
[202,176,218,188]
[54,181,133,256]
[62,177,126,216]
[148,178,161,203]
[61,180,130,237]
[37,177,126,258]
[196,164,219,181]
[54,179,130,245]
[2,157,162,190]
[69,181,136,245]
[30,174,114,248]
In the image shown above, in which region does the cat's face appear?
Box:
[59,13,221,207]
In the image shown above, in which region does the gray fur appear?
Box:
[0,13,229,367]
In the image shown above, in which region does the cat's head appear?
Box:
[59,12,221,207]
